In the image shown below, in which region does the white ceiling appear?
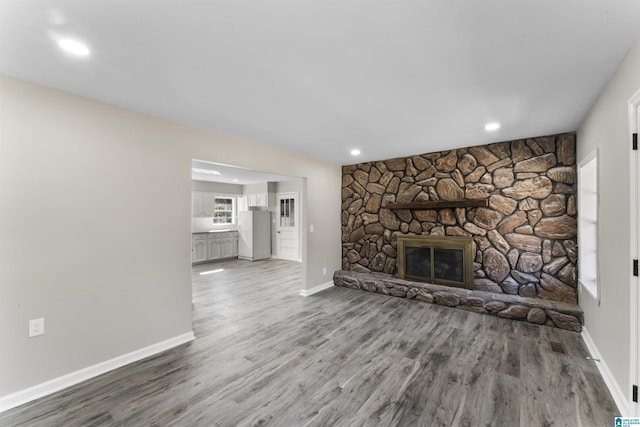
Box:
[1,1,639,165]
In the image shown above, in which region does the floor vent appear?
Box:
[550,341,567,354]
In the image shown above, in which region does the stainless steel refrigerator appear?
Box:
[238,211,271,261]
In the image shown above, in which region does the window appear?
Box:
[213,197,235,225]
[279,197,295,227]
[578,149,599,300]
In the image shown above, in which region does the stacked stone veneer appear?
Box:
[341,132,578,304]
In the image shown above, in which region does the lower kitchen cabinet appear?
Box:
[207,238,221,260]
[192,234,208,263]
[220,237,233,258]
[192,231,238,264]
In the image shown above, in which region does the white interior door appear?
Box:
[276,192,300,262]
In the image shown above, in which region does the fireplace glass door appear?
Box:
[396,235,473,289]
[405,246,432,280]
[433,248,464,283]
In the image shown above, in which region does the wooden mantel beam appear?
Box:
[385,200,489,210]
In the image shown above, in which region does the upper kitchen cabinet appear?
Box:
[242,182,276,208]
[246,192,268,207]
[192,191,214,218]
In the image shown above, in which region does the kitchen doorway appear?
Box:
[190,159,304,276]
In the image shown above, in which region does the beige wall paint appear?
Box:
[242,182,269,195]
[577,40,640,405]
[0,76,341,397]
[276,180,303,194]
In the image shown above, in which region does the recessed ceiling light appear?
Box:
[350,149,361,156]
[57,39,90,56]
[192,168,221,175]
[484,122,500,131]
[232,179,239,182]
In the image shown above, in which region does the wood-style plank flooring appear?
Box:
[1,259,619,426]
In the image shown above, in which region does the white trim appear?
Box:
[628,89,640,416]
[582,327,629,416]
[272,254,302,263]
[0,331,195,413]
[299,281,334,297]
[577,148,600,302]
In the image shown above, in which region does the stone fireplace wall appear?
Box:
[341,132,577,304]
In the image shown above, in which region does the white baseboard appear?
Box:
[271,255,302,262]
[300,281,334,297]
[581,327,629,416]
[0,331,195,413]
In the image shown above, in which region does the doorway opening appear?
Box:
[190,159,305,296]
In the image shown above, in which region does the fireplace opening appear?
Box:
[397,235,473,289]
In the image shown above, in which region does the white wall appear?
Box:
[0,76,341,398]
[577,40,640,412]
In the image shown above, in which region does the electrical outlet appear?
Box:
[29,318,45,338]
[323,267,327,275]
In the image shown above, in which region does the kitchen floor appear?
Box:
[1,259,618,426]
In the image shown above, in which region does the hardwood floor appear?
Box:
[1,259,619,426]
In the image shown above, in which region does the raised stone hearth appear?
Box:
[334,270,583,332]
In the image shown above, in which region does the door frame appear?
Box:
[628,89,640,416]
[275,192,301,262]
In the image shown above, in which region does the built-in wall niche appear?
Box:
[397,235,474,289]
[578,149,599,301]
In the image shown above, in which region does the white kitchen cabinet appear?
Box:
[192,231,239,264]
[220,236,234,258]
[192,192,214,218]
[218,232,238,259]
[192,235,208,263]
[207,238,221,261]
[246,192,268,207]
[192,192,205,217]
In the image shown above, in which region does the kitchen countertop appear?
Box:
[193,229,238,234]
